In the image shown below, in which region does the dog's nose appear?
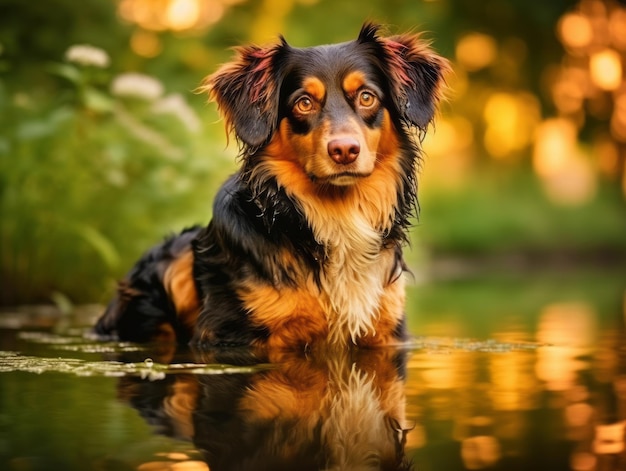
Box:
[327,138,360,165]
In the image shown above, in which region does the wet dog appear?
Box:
[94,23,448,349]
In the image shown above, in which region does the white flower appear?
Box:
[65,44,110,68]
[110,73,164,101]
[151,93,202,133]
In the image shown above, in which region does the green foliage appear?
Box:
[415,169,626,257]
[0,50,231,305]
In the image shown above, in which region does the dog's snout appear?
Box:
[327,138,360,165]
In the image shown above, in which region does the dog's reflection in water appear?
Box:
[117,347,413,470]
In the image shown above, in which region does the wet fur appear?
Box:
[94,23,448,348]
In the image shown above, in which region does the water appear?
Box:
[0,270,624,471]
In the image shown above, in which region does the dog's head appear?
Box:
[201,23,449,187]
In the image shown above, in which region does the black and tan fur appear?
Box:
[95,23,449,349]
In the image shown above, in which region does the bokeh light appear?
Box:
[558,13,594,50]
[455,33,498,72]
[589,49,622,91]
[118,0,239,32]
[533,119,597,205]
[483,92,540,159]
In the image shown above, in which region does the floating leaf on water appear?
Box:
[18,332,81,344]
[140,369,166,381]
[103,371,126,377]
[168,363,204,369]
[75,370,95,377]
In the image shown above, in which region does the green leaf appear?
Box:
[47,63,82,84]
[82,87,114,112]
[16,119,56,140]
[71,224,120,270]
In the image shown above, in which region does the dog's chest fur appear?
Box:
[299,195,398,344]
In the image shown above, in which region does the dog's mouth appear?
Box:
[310,171,371,186]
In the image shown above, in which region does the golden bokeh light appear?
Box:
[565,402,593,427]
[483,92,540,159]
[551,67,589,115]
[130,30,162,58]
[461,436,501,470]
[533,119,597,205]
[167,0,202,31]
[593,423,626,454]
[420,354,463,390]
[589,48,622,91]
[118,0,237,32]
[455,33,497,72]
[558,13,594,50]
[535,303,596,391]
[489,353,539,411]
[533,118,579,178]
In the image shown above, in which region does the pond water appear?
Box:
[0,269,625,471]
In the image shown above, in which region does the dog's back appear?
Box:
[94,226,201,343]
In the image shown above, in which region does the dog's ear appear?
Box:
[199,39,289,149]
[358,23,450,131]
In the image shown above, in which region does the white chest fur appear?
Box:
[305,203,394,344]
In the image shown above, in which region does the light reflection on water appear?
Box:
[0,272,624,471]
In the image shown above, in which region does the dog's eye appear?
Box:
[295,96,314,114]
[358,91,377,108]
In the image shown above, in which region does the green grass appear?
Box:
[414,169,626,257]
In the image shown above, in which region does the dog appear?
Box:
[94,23,449,349]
